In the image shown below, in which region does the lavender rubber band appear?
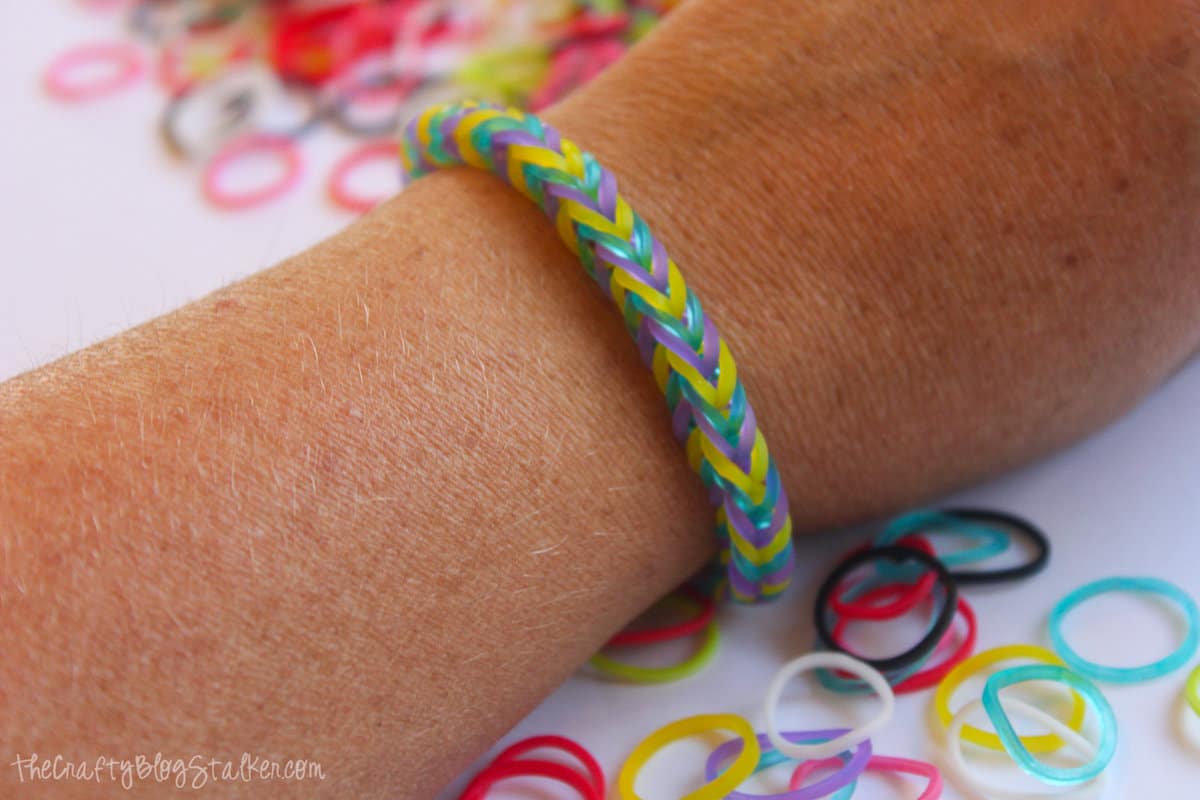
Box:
[704,728,871,800]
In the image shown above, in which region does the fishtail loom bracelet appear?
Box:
[400,102,794,602]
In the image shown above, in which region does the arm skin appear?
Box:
[2,1,1198,797]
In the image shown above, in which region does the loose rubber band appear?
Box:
[830,535,937,621]
[946,697,1109,800]
[328,141,400,213]
[1049,576,1200,684]
[44,42,145,102]
[704,729,869,800]
[588,601,718,683]
[789,755,942,800]
[203,134,303,210]
[939,508,1049,585]
[617,714,759,800]
[461,735,604,800]
[607,585,716,648]
[823,595,977,694]
[402,102,795,603]
[1187,664,1200,717]
[982,664,1117,786]
[815,545,957,673]
[460,759,599,800]
[764,652,895,761]
[876,509,1010,573]
[933,644,1088,753]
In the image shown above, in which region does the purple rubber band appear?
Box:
[704,728,871,800]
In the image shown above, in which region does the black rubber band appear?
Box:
[940,507,1050,585]
[814,544,958,674]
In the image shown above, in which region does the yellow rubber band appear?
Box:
[588,615,719,684]
[617,713,759,800]
[933,644,1087,753]
[1187,664,1200,717]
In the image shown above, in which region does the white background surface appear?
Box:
[4,4,1200,799]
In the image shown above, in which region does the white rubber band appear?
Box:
[764,652,896,760]
[947,697,1110,800]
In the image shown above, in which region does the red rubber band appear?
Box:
[605,585,716,648]
[830,595,977,694]
[459,759,601,800]
[203,134,302,211]
[488,735,605,798]
[790,755,943,799]
[43,42,144,103]
[328,141,399,214]
[830,535,936,620]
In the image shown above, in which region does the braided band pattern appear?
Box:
[400,102,794,602]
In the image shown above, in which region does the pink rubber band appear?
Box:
[43,42,144,102]
[328,141,398,213]
[790,755,942,799]
[203,134,302,211]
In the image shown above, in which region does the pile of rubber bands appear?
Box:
[460,507,1200,798]
[42,0,676,212]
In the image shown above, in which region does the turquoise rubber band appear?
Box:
[982,663,1117,786]
[875,510,1010,579]
[1049,576,1200,684]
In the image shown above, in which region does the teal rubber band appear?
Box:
[875,509,1009,579]
[982,663,1117,786]
[1049,576,1200,684]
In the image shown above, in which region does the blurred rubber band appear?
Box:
[1188,664,1200,716]
[328,140,400,214]
[203,133,302,210]
[44,41,145,102]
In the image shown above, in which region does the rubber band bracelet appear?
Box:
[1049,576,1200,684]
[814,546,957,672]
[1188,664,1200,717]
[617,713,759,800]
[933,644,1087,754]
[789,755,942,800]
[400,102,795,603]
[946,697,1109,800]
[981,664,1117,786]
[764,652,896,761]
[704,729,869,800]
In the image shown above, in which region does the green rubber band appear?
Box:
[588,620,719,684]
